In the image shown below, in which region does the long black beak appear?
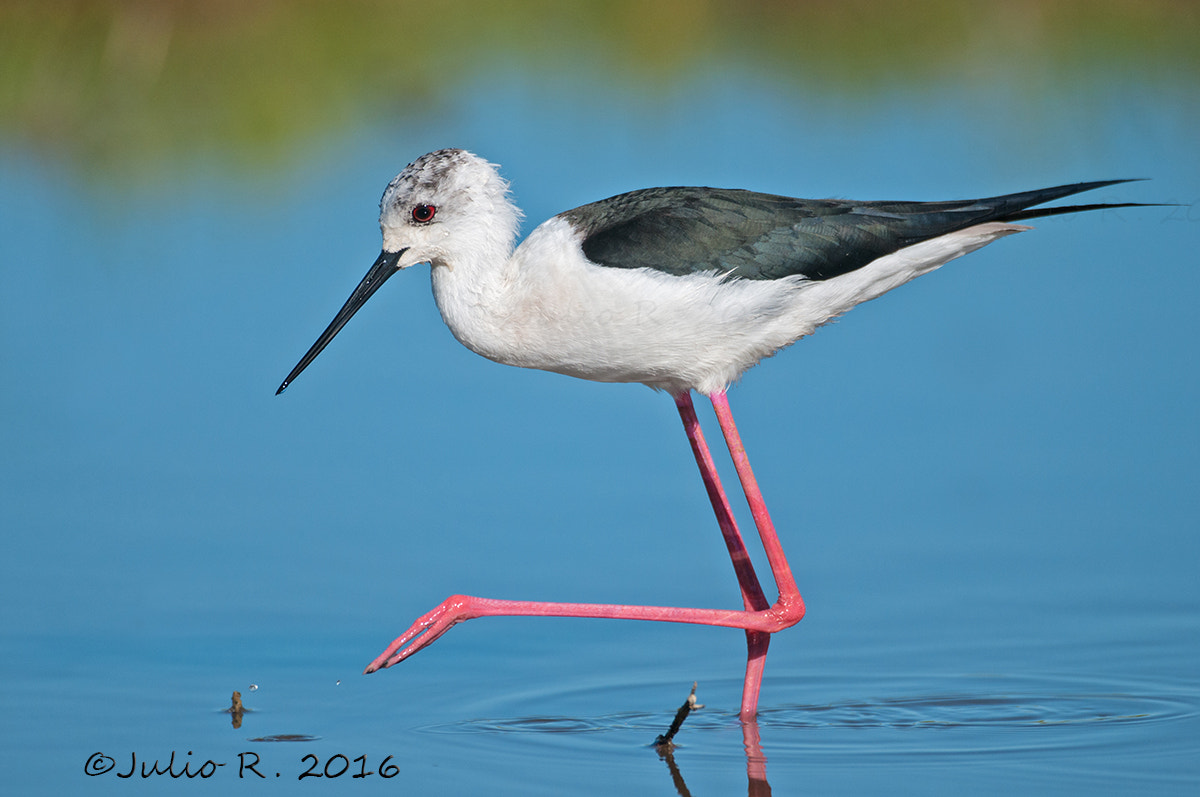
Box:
[276,248,406,394]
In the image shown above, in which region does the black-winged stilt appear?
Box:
[278,149,1145,720]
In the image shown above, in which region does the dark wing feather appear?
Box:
[560,180,1143,281]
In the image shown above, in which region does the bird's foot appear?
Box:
[363,594,475,673]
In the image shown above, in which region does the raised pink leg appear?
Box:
[365,390,804,720]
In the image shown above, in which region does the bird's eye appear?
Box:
[411,204,436,223]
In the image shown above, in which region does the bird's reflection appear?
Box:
[656,719,771,797]
[742,720,771,797]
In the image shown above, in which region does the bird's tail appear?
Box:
[988,179,1161,222]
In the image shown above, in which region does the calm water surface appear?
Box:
[2,4,1198,794]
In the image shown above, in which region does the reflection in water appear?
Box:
[657,719,772,797]
[757,688,1198,735]
[223,689,245,729]
[654,683,711,797]
[742,721,770,797]
[656,746,693,797]
[423,672,1197,791]
[465,679,1197,794]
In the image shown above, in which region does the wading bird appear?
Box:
[278,149,1143,720]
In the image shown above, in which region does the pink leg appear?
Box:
[673,392,773,719]
[672,392,769,612]
[709,390,805,717]
[709,391,801,604]
[365,390,804,720]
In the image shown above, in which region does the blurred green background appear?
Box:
[4,0,1196,182]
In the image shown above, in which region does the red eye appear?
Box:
[411,204,436,223]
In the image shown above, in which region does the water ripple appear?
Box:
[760,689,1192,730]
[417,672,1199,759]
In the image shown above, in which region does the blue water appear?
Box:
[3,17,1199,795]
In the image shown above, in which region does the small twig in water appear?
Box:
[225,691,246,729]
[654,682,702,750]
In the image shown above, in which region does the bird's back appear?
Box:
[562,180,1137,282]
[441,178,1144,395]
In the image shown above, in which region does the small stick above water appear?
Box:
[654,682,702,750]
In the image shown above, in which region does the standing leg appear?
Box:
[709,391,802,607]
[673,392,769,612]
[709,391,804,716]
[673,392,774,719]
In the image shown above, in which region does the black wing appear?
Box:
[560,180,1144,281]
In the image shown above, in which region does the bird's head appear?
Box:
[275,148,519,394]
[380,148,521,269]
